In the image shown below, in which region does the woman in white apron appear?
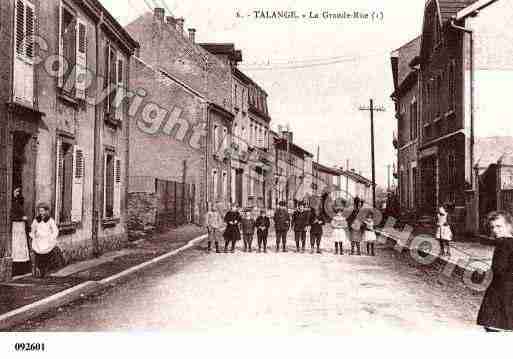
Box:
[11,188,31,276]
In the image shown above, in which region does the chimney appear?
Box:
[188,28,196,43]
[176,17,185,35]
[166,16,176,27]
[154,7,165,22]
[281,131,293,144]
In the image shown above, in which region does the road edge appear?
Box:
[0,234,207,331]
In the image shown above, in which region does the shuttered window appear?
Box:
[14,0,35,104]
[103,150,121,219]
[55,138,83,224]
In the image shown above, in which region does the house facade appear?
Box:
[124,8,235,228]
[415,0,513,233]
[391,37,421,217]
[0,0,138,281]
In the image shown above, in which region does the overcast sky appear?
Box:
[99,0,427,187]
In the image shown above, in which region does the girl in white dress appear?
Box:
[362,213,377,256]
[331,209,349,255]
[435,206,452,257]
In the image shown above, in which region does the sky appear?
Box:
[99,0,428,187]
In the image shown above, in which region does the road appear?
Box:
[14,231,484,334]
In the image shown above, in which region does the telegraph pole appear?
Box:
[387,164,391,192]
[359,99,385,208]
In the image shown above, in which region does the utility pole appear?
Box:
[359,99,385,208]
[316,145,320,196]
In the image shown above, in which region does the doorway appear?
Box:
[12,132,35,223]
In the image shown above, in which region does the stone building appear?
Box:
[414,0,513,233]
[0,0,138,281]
[390,36,421,217]
[124,8,235,229]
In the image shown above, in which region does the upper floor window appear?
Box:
[104,44,124,124]
[13,0,36,104]
[58,2,88,99]
[448,59,456,112]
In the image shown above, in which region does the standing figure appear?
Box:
[273,201,290,252]
[330,209,349,255]
[223,203,241,253]
[347,208,361,255]
[309,207,325,254]
[362,213,377,256]
[477,211,513,332]
[205,203,223,253]
[11,188,31,276]
[29,203,59,278]
[292,202,309,253]
[256,210,270,253]
[435,206,452,257]
[241,211,256,252]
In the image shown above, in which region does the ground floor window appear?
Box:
[103,149,120,219]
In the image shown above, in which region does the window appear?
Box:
[213,124,219,154]
[448,60,456,112]
[58,2,87,99]
[410,101,418,140]
[104,44,122,120]
[13,0,35,104]
[222,171,228,199]
[212,169,218,200]
[55,137,84,224]
[103,150,121,219]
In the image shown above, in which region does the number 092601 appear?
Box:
[14,343,45,351]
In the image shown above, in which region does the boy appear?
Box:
[255,210,270,252]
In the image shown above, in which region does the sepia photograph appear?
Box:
[0,0,512,355]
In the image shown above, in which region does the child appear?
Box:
[205,203,223,253]
[255,210,270,253]
[241,211,256,252]
[331,209,349,255]
[362,213,377,256]
[350,217,362,256]
[29,203,59,278]
[436,206,453,257]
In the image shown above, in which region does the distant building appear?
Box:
[390,36,421,217]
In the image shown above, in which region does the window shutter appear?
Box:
[103,153,107,218]
[113,156,121,218]
[25,3,34,60]
[15,0,25,57]
[115,56,124,120]
[58,1,64,88]
[109,47,117,115]
[55,139,63,224]
[75,19,87,99]
[71,146,84,222]
[213,125,218,153]
[222,127,228,152]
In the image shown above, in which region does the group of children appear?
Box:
[329,209,377,256]
[204,202,379,256]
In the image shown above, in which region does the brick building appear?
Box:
[124,8,235,229]
[390,36,421,217]
[0,0,138,281]
[404,0,513,233]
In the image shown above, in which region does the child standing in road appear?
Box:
[362,212,377,256]
[331,209,349,255]
[436,206,453,257]
[241,211,256,252]
[255,210,270,253]
[205,203,223,253]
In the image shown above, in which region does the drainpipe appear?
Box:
[91,14,104,257]
[450,18,474,190]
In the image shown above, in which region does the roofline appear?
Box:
[313,162,343,176]
[456,0,499,20]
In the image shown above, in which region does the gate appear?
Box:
[155,179,196,230]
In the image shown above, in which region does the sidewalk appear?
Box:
[377,227,495,273]
[0,225,207,330]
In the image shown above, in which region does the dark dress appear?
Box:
[223,211,241,242]
[11,195,32,276]
[477,238,513,330]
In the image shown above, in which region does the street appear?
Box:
[13,231,484,334]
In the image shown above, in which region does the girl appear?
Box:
[205,203,223,253]
[241,211,256,252]
[11,188,31,276]
[331,209,349,255]
[223,203,241,253]
[362,213,377,256]
[436,206,453,257]
[29,203,59,278]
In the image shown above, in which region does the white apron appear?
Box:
[12,221,30,262]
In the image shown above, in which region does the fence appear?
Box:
[155,179,196,230]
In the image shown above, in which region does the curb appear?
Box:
[0,233,207,331]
